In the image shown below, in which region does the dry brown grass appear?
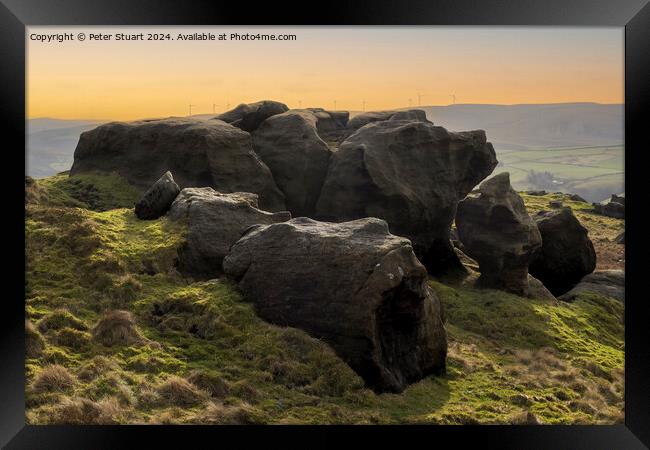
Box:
[26,320,45,358]
[32,365,76,393]
[91,310,143,346]
[53,327,91,350]
[155,376,208,407]
[194,402,264,425]
[49,396,124,424]
[186,370,230,399]
[77,355,120,381]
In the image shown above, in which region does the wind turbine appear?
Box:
[189,104,196,116]
[450,94,456,105]
[212,103,219,114]
[417,93,425,106]
[362,99,366,111]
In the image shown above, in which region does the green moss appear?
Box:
[34,171,141,211]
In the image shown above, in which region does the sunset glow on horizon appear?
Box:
[27,26,624,121]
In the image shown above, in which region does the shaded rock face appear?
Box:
[559,270,624,303]
[306,108,350,140]
[529,208,597,296]
[315,120,497,275]
[593,193,625,219]
[223,217,447,393]
[168,187,291,279]
[134,171,180,220]
[455,173,542,296]
[214,100,289,132]
[70,118,286,212]
[252,111,333,217]
[347,109,430,131]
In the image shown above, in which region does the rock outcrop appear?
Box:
[223,217,447,393]
[168,187,291,278]
[315,120,497,275]
[347,109,430,131]
[252,111,333,217]
[528,208,597,296]
[214,100,289,132]
[70,118,286,211]
[455,173,542,296]
[306,108,349,140]
[134,171,180,220]
[593,193,625,219]
[559,270,624,302]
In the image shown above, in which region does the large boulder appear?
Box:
[214,100,289,132]
[252,111,333,217]
[559,270,624,302]
[593,193,625,219]
[315,120,497,275]
[529,208,597,296]
[223,217,447,393]
[168,187,291,278]
[134,171,180,220]
[347,109,430,131]
[455,173,542,296]
[70,118,286,212]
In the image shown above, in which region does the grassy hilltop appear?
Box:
[25,172,624,424]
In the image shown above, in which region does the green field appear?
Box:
[493,145,624,202]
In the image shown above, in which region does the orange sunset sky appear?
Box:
[27,26,624,121]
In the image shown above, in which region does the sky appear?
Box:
[27,26,624,120]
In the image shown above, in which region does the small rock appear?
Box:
[134,171,180,220]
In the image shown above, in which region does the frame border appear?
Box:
[2,0,648,447]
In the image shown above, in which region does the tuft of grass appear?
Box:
[91,310,143,347]
[26,320,45,358]
[155,376,208,407]
[32,365,76,393]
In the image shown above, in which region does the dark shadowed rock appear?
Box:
[214,100,289,132]
[347,109,430,131]
[316,120,497,275]
[549,200,563,209]
[70,118,286,211]
[568,193,587,203]
[223,217,447,393]
[168,187,291,278]
[559,270,624,302]
[529,208,596,296]
[455,173,542,296]
[615,231,625,244]
[134,171,180,220]
[306,108,350,140]
[526,190,547,196]
[593,193,625,219]
[252,111,333,217]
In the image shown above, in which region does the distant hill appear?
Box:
[27,103,623,180]
[415,103,623,150]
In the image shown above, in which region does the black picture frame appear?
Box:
[2,0,648,448]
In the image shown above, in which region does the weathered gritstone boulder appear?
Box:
[593,193,625,219]
[169,187,291,278]
[306,108,350,140]
[315,120,497,275]
[223,217,447,393]
[134,171,180,220]
[70,118,286,211]
[559,270,624,303]
[252,111,333,217]
[455,173,542,296]
[347,109,430,131]
[529,208,597,296]
[214,100,289,132]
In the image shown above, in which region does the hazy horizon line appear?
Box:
[28,101,624,123]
